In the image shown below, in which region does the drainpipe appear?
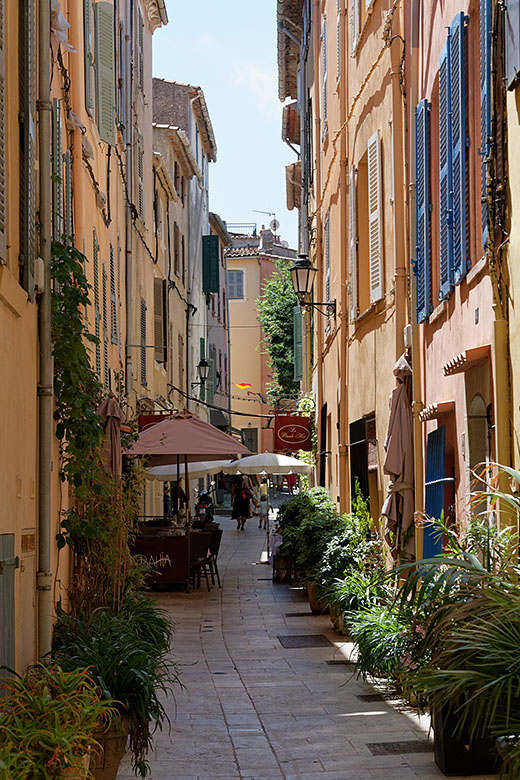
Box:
[313,0,324,488]
[225,259,232,433]
[409,0,425,557]
[125,0,134,399]
[37,0,54,658]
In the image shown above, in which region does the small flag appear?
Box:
[235,382,253,389]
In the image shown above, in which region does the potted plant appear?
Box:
[0,663,114,780]
[52,594,181,779]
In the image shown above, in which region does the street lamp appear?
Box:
[191,358,210,392]
[289,254,336,319]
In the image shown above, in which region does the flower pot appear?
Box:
[431,704,499,776]
[62,753,90,779]
[307,581,328,614]
[91,722,129,780]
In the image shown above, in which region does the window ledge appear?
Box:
[429,299,448,325]
[466,254,488,286]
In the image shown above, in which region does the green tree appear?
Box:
[257,262,298,402]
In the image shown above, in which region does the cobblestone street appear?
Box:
[118,511,498,780]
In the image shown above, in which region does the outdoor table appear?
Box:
[132,531,190,587]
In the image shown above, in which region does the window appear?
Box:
[241,428,258,454]
[135,132,144,218]
[94,1,116,145]
[140,298,147,386]
[102,262,108,390]
[227,269,244,299]
[439,13,468,297]
[324,212,331,332]
[367,130,383,303]
[19,0,36,295]
[480,0,491,247]
[349,165,358,320]
[415,99,432,322]
[153,277,166,364]
[174,223,180,276]
[321,16,328,133]
[84,0,95,116]
[181,235,186,282]
[137,8,144,93]
[424,426,454,556]
[93,229,101,379]
[110,245,118,343]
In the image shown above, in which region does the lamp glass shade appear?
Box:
[290,257,317,299]
[197,358,210,383]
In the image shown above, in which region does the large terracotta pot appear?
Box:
[91,721,129,780]
[62,754,90,779]
[306,581,328,614]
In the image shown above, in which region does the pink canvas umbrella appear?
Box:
[381,354,415,561]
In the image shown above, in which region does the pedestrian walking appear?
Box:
[258,477,269,529]
[231,474,253,530]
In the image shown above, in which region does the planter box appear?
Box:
[91,722,129,780]
[432,705,499,776]
[307,582,328,614]
[272,555,292,583]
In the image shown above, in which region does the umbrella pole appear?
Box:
[176,455,180,523]
[185,455,190,527]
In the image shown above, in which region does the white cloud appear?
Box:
[232,61,281,119]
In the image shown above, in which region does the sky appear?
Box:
[153,0,299,248]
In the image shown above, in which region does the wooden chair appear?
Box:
[207,528,223,588]
[188,531,212,591]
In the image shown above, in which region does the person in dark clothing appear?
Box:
[231,474,253,530]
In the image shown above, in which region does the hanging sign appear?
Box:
[274,415,312,452]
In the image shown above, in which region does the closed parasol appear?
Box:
[381,354,415,561]
[145,460,233,482]
[97,395,126,475]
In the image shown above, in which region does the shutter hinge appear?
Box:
[0,556,20,576]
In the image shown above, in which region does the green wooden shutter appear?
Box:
[0,0,6,262]
[140,298,147,386]
[154,277,166,363]
[94,1,116,145]
[102,262,109,389]
[64,149,73,241]
[202,235,219,294]
[20,0,36,298]
[52,99,63,239]
[84,0,94,115]
[206,345,217,405]
[93,229,101,379]
[293,306,303,381]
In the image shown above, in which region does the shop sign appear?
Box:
[274,415,312,451]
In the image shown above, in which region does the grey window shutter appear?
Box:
[136,132,144,217]
[20,0,36,298]
[368,130,383,303]
[52,99,63,239]
[102,262,109,389]
[154,277,166,363]
[94,1,116,145]
[138,10,144,92]
[322,17,328,126]
[84,0,94,115]
[110,245,117,343]
[349,165,358,321]
[63,150,73,240]
[0,0,6,262]
[0,534,16,675]
[140,298,147,386]
[93,229,101,379]
[352,0,360,53]
[324,212,331,331]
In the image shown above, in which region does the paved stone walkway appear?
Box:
[118,510,498,780]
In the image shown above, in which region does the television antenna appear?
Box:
[252,210,279,233]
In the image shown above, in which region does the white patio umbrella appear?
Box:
[223,452,312,475]
[145,460,233,482]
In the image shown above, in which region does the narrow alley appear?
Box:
[118,511,498,780]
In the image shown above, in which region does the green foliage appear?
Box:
[256,262,298,402]
[52,594,181,778]
[0,663,114,779]
[296,396,316,490]
[277,487,339,572]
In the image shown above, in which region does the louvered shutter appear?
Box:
[206,345,217,405]
[322,17,328,126]
[0,0,6,262]
[140,298,147,386]
[154,277,166,363]
[93,229,101,379]
[439,40,453,299]
[84,0,94,115]
[352,0,360,53]
[480,0,491,247]
[20,0,36,297]
[64,150,73,240]
[423,426,448,557]
[102,262,109,389]
[136,133,144,218]
[324,212,331,331]
[94,2,116,146]
[52,99,63,239]
[368,131,383,303]
[0,534,16,676]
[110,245,117,343]
[336,0,341,80]
[450,13,467,283]
[505,0,520,89]
[415,99,431,323]
[348,166,357,321]
[202,235,220,294]
[116,240,121,348]
[293,306,303,381]
[138,10,144,92]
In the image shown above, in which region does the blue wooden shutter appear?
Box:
[439,40,453,299]
[415,99,431,322]
[450,12,468,284]
[423,426,450,557]
[480,0,491,247]
[293,306,303,381]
